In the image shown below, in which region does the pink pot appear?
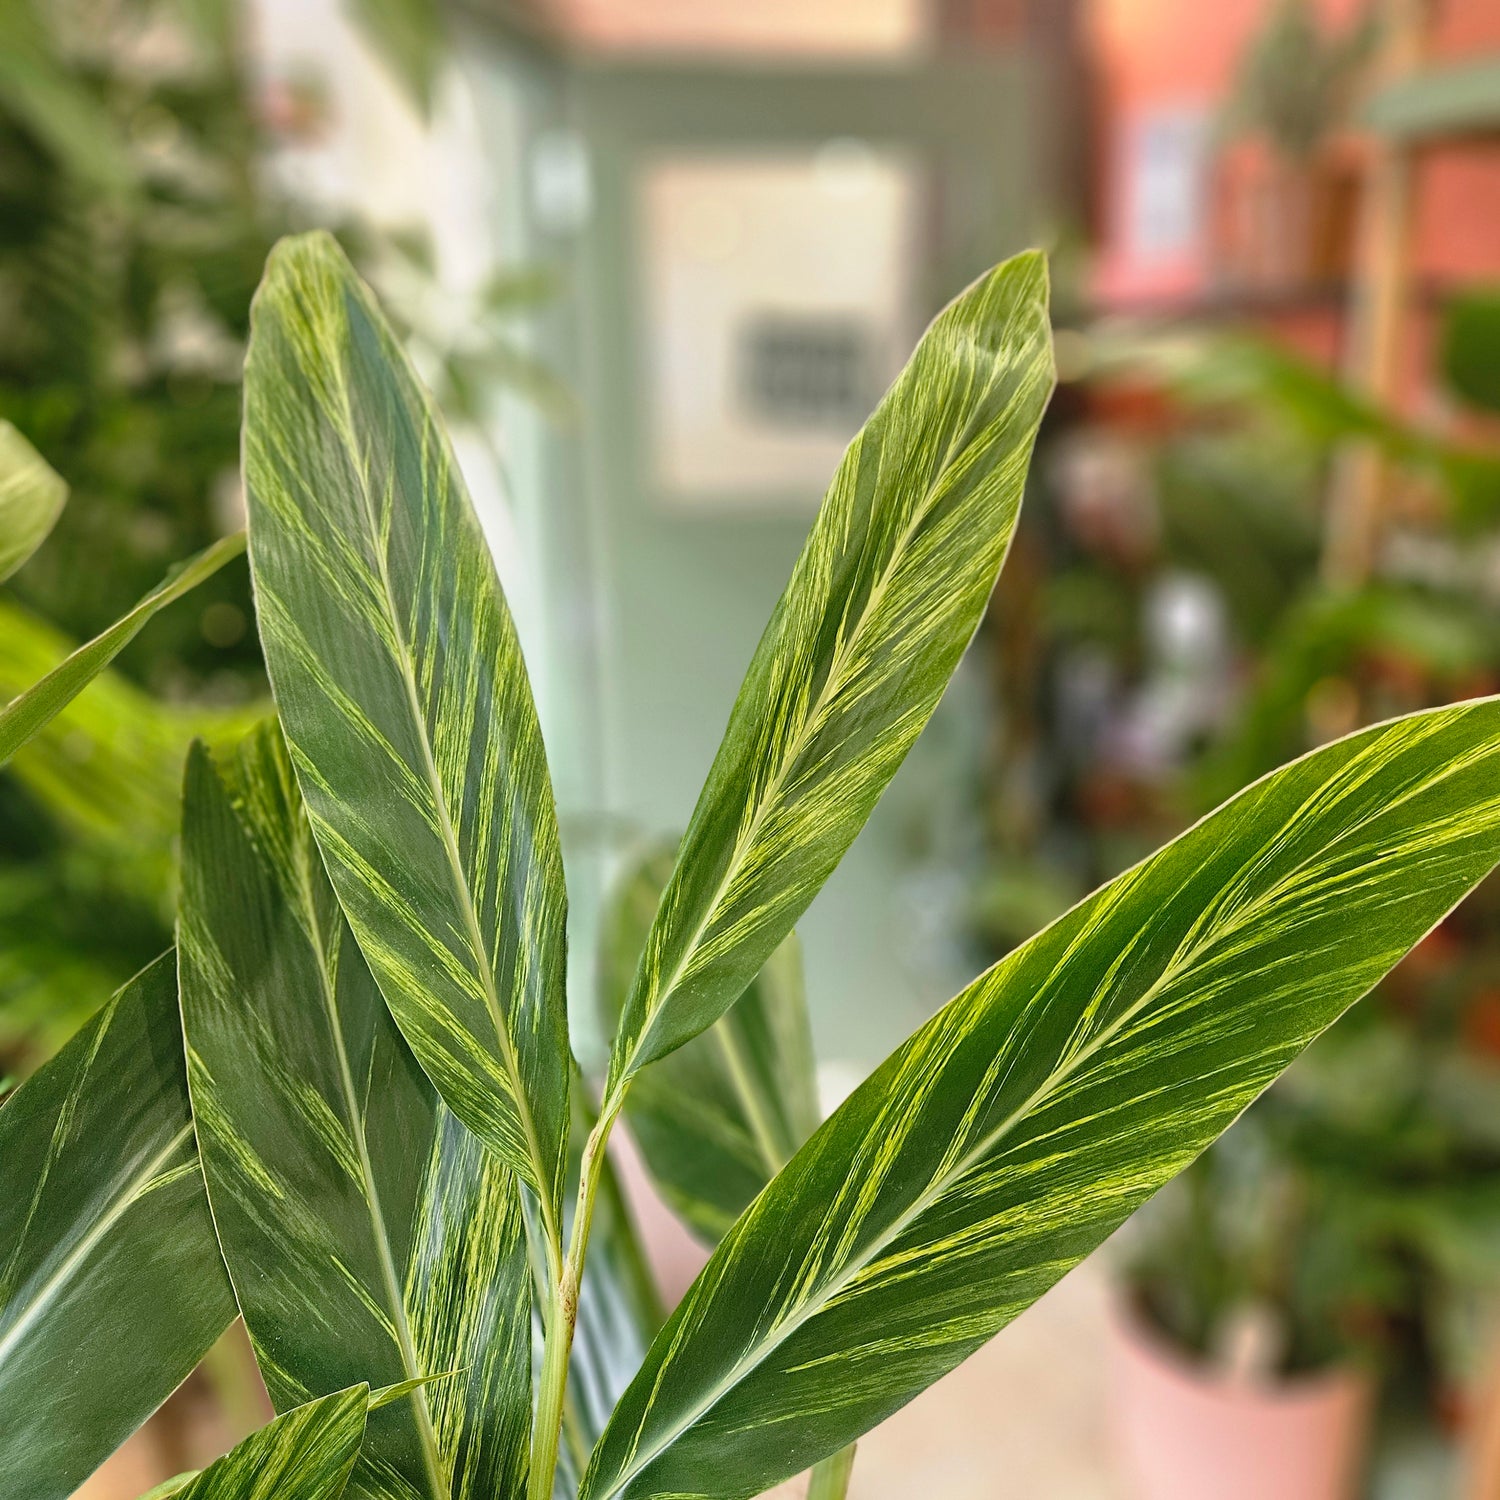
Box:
[1106,1297,1373,1500]
[609,1125,710,1308]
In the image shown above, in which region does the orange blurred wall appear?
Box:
[1087,0,1500,311]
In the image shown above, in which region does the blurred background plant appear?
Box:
[0,0,283,1068]
[0,0,561,1072]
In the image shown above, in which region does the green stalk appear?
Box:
[806,1444,858,1500]
[527,1092,625,1500]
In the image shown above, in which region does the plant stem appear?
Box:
[806,1444,857,1500]
[527,1091,625,1500]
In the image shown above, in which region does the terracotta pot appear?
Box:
[1106,1297,1373,1500]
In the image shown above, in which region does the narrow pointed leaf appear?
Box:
[180,725,531,1500]
[610,251,1054,1089]
[243,230,570,1223]
[0,533,245,765]
[584,699,1500,1500]
[141,1476,199,1500]
[600,844,818,1242]
[0,419,66,582]
[169,1385,369,1500]
[0,955,236,1500]
[368,1371,464,1412]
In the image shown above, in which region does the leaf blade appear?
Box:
[600,844,818,1242]
[174,1385,369,1500]
[0,419,67,583]
[179,724,532,1500]
[0,955,236,1500]
[610,251,1054,1087]
[242,229,570,1222]
[584,698,1500,1500]
[0,533,245,766]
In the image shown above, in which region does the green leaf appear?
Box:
[0,954,236,1500]
[1441,287,1500,417]
[179,724,532,1500]
[608,250,1053,1091]
[583,698,1500,1500]
[243,230,571,1227]
[600,844,819,1242]
[0,597,261,886]
[0,419,66,583]
[169,1385,369,1500]
[140,1475,200,1500]
[0,533,246,766]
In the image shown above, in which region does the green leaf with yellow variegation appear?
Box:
[0,955,236,1500]
[584,697,1500,1500]
[608,250,1054,1095]
[0,533,246,767]
[179,723,531,1500]
[600,843,818,1243]
[164,1385,369,1500]
[242,231,571,1237]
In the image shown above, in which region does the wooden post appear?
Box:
[1321,0,1428,588]
[1466,1336,1500,1500]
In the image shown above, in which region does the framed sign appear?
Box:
[639,145,919,506]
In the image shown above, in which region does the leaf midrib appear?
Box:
[596,727,1483,1496]
[300,868,446,1500]
[322,335,559,1246]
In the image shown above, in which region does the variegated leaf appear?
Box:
[0,419,66,583]
[168,1384,369,1500]
[179,724,531,1500]
[242,230,570,1226]
[584,698,1500,1500]
[600,844,818,1243]
[0,533,246,766]
[0,954,236,1500]
[608,250,1054,1091]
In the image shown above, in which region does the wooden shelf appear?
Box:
[1364,55,1500,143]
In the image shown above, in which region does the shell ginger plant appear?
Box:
[4,233,1500,1500]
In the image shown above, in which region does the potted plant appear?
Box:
[5,232,1500,1500]
[1213,0,1376,291]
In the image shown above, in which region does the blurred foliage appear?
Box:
[0,0,275,703]
[1222,0,1378,160]
[345,0,446,116]
[1442,286,1500,419]
[0,0,564,1069]
[0,597,260,1059]
[0,0,284,1066]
